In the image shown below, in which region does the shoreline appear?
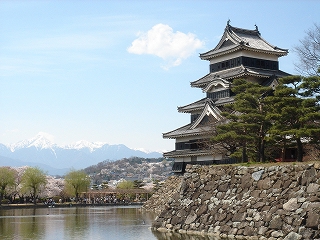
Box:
[0,202,144,210]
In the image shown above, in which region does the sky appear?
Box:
[0,0,319,153]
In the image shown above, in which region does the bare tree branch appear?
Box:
[294,23,320,76]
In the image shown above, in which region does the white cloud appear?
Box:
[127,24,204,69]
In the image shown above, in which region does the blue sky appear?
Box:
[0,0,319,152]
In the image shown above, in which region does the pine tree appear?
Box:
[299,68,320,103]
[265,76,320,162]
[213,79,272,162]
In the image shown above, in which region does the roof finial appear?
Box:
[227,19,231,26]
[255,24,258,32]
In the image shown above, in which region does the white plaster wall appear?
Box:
[174,154,223,163]
[197,154,223,161]
[174,157,191,162]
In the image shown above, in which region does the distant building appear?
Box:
[163,22,290,173]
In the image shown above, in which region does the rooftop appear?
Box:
[200,22,288,60]
[191,66,290,88]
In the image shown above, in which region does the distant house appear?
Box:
[163,22,290,173]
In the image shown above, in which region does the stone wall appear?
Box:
[148,163,320,240]
[142,175,183,214]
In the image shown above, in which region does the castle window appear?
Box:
[207,89,231,99]
[209,57,279,73]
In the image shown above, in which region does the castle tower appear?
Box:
[163,22,290,173]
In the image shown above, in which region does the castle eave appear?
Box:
[191,67,290,88]
[200,46,288,61]
[163,124,213,139]
[163,149,213,158]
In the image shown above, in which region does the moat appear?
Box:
[0,206,216,240]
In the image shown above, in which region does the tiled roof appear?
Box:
[164,102,225,139]
[200,24,288,60]
[178,96,234,114]
[178,98,211,113]
[163,149,213,158]
[191,66,290,88]
[163,123,213,139]
[191,67,244,88]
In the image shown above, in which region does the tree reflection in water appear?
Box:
[64,207,89,239]
[0,206,208,240]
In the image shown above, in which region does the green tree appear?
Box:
[152,179,163,192]
[0,167,17,205]
[133,180,144,189]
[213,117,252,163]
[20,167,47,204]
[117,180,135,189]
[299,70,320,103]
[265,76,320,162]
[64,170,90,202]
[213,79,272,162]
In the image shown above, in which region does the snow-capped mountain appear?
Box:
[0,133,162,175]
[8,132,57,151]
[64,140,106,152]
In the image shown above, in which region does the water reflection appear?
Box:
[152,230,222,240]
[0,208,42,240]
[0,206,222,240]
[0,206,158,240]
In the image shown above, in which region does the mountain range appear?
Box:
[0,133,162,175]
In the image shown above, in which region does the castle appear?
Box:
[163,22,290,173]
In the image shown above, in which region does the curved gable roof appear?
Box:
[163,102,224,139]
[200,23,288,60]
[203,78,231,92]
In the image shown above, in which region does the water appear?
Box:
[0,206,216,240]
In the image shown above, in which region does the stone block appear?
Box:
[271,230,284,237]
[252,201,265,210]
[258,226,268,235]
[232,212,247,222]
[185,212,197,225]
[215,212,227,221]
[269,215,283,230]
[243,226,255,236]
[283,232,302,240]
[273,179,283,189]
[307,183,319,193]
[283,179,292,189]
[171,216,182,225]
[306,211,319,229]
[257,177,272,190]
[196,204,207,216]
[218,182,229,192]
[283,198,301,211]
[252,170,264,181]
[241,174,252,189]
